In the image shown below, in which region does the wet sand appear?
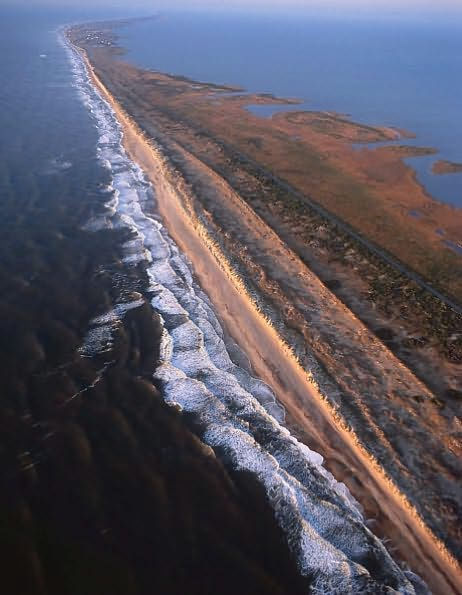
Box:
[82,51,462,594]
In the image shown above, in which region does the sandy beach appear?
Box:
[77,45,462,594]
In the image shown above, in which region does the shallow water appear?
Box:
[120,12,462,207]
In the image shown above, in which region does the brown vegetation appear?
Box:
[432,160,462,175]
[65,22,462,589]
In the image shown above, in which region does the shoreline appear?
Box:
[71,18,461,208]
[112,17,462,212]
[74,38,462,594]
[122,64,462,301]
[433,159,462,176]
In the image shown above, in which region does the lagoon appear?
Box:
[120,12,462,207]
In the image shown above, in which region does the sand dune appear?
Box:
[74,49,462,594]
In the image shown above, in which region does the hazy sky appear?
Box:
[4,0,462,20]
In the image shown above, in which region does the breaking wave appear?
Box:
[62,30,427,594]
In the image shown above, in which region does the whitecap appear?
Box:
[62,29,426,593]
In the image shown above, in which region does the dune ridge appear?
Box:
[67,34,462,594]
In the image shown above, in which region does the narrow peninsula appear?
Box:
[67,19,462,595]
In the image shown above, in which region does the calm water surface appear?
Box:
[121,12,462,207]
[0,5,142,203]
[0,7,103,215]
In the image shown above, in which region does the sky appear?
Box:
[3,0,462,20]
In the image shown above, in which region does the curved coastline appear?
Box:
[64,32,406,593]
[66,29,462,594]
[63,33,424,593]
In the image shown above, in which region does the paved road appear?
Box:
[220,141,462,317]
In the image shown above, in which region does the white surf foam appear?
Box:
[61,29,427,594]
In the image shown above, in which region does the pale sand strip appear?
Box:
[80,49,461,594]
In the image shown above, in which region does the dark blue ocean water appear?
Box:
[120,12,462,207]
[0,6,100,214]
[0,5,141,202]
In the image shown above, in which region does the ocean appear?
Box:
[0,6,443,592]
[119,11,462,207]
[0,7,104,221]
[0,11,305,593]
